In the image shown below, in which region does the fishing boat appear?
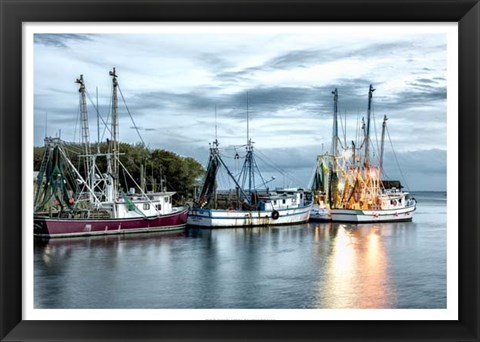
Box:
[310,85,416,223]
[188,102,312,228]
[34,69,188,238]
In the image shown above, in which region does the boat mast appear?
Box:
[109,67,119,193]
[379,115,388,177]
[75,74,95,204]
[331,88,339,157]
[103,68,119,216]
[364,84,375,166]
[96,86,100,154]
[75,75,91,176]
[246,92,253,195]
[214,105,218,208]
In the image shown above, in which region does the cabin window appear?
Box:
[273,200,277,205]
[156,204,162,211]
[143,203,150,210]
[300,194,303,199]
[165,197,169,203]
[282,199,286,204]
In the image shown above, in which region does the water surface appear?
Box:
[34,191,446,309]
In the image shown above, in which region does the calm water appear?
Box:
[34,191,447,309]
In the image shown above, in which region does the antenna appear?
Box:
[246,91,249,144]
[96,86,100,153]
[44,111,48,138]
[215,104,218,142]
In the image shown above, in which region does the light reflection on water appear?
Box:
[34,194,446,309]
[319,224,395,308]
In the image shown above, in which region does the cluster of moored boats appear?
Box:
[34,70,416,238]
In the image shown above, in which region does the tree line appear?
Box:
[34,142,205,204]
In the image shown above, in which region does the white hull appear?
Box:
[309,204,331,222]
[329,205,416,223]
[187,205,312,227]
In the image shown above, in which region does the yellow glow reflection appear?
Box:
[320,225,392,308]
[322,226,356,308]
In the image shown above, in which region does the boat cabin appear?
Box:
[116,191,175,218]
[257,188,308,211]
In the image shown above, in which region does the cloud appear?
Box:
[33,28,449,190]
[34,34,93,48]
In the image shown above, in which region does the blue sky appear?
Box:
[33,24,450,191]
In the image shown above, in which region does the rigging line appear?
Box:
[216,153,249,200]
[255,153,304,186]
[101,84,113,143]
[253,149,284,172]
[338,109,346,151]
[381,168,391,180]
[219,168,230,190]
[117,84,146,148]
[371,102,381,164]
[63,144,84,155]
[122,168,128,192]
[222,154,246,159]
[219,168,230,191]
[58,146,101,204]
[239,155,248,190]
[254,150,292,178]
[221,145,246,150]
[355,109,360,152]
[253,157,268,189]
[73,105,81,144]
[85,90,112,137]
[386,125,411,191]
[253,153,283,175]
[307,161,320,189]
[117,158,167,209]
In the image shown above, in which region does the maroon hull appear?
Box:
[34,206,189,238]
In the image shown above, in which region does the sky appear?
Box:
[33,24,451,191]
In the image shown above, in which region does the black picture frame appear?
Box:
[1,0,479,341]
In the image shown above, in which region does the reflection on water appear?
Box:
[35,197,446,309]
[319,223,397,308]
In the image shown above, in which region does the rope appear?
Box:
[386,125,411,191]
[117,84,146,148]
[86,90,112,138]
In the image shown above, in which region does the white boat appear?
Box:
[188,101,312,228]
[310,85,416,223]
[188,187,311,227]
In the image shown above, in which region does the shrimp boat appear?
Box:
[188,102,312,228]
[310,85,416,223]
[34,69,188,238]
